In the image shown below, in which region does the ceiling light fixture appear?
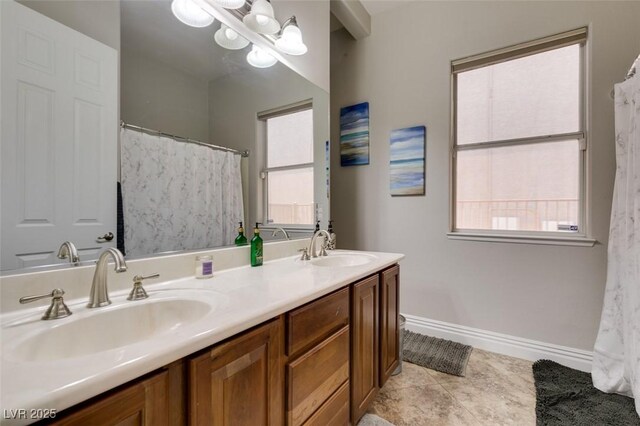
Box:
[246,44,277,68]
[242,0,280,35]
[212,0,245,9]
[171,0,215,28]
[214,24,250,50]
[275,16,307,56]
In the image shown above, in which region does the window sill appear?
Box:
[262,225,314,232]
[446,232,597,247]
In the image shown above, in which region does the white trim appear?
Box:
[257,99,313,121]
[403,314,593,372]
[455,131,585,151]
[451,27,588,73]
[447,232,596,247]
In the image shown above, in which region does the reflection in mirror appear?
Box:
[0,0,328,273]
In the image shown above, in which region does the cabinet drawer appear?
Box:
[49,370,169,425]
[287,326,350,426]
[286,287,349,357]
[303,381,349,426]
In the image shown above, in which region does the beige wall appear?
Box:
[120,49,210,142]
[330,1,640,350]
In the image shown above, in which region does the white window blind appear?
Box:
[452,28,587,237]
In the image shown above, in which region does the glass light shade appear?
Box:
[246,45,277,68]
[214,24,250,50]
[275,23,307,55]
[212,0,245,9]
[171,0,215,28]
[242,0,280,34]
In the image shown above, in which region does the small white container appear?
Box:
[195,255,214,279]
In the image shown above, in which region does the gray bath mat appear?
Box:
[533,360,640,425]
[357,413,395,426]
[402,330,473,377]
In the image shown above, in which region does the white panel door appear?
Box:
[1,1,118,270]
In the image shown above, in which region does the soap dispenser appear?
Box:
[235,222,248,246]
[250,223,263,267]
[314,220,320,234]
[328,220,336,250]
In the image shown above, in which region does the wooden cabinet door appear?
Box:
[189,318,284,426]
[380,265,400,387]
[350,274,379,424]
[50,370,169,426]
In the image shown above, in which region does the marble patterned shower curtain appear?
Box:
[592,67,640,415]
[120,128,244,257]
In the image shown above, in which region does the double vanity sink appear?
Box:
[6,252,375,363]
[0,249,401,424]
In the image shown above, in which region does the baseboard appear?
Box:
[403,314,593,372]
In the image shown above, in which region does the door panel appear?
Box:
[16,81,56,224]
[50,371,169,425]
[189,318,284,426]
[351,274,379,424]
[1,0,117,270]
[380,265,400,387]
[73,98,103,224]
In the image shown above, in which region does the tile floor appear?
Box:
[368,349,537,426]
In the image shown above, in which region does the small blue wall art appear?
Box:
[390,125,426,196]
[340,102,370,166]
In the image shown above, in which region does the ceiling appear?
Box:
[121,0,252,81]
[121,0,411,80]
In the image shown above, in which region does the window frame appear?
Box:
[259,100,315,229]
[448,27,595,246]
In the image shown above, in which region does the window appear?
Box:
[261,104,314,226]
[451,28,587,239]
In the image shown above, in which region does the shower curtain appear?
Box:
[120,128,244,257]
[592,68,640,415]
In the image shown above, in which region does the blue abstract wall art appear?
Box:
[390,125,426,196]
[340,102,370,166]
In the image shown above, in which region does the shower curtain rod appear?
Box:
[120,121,250,157]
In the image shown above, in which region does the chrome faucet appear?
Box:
[88,248,127,308]
[57,241,80,265]
[271,227,290,240]
[308,230,331,258]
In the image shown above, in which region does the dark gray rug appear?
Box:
[533,360,640,426]
[402,330,473,377]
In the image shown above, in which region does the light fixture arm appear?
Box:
[278,16,298,36]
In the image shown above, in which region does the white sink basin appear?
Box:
[310,253,375,267]
[11,298,212,362]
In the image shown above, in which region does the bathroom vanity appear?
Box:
[48,266,398,425]
[0,246,402,426]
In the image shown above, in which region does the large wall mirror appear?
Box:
[0,0,329,273]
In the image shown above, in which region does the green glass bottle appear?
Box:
[250,223,263,267]
[235,221,248,246]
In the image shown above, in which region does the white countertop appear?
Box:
[0,250,403,424]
